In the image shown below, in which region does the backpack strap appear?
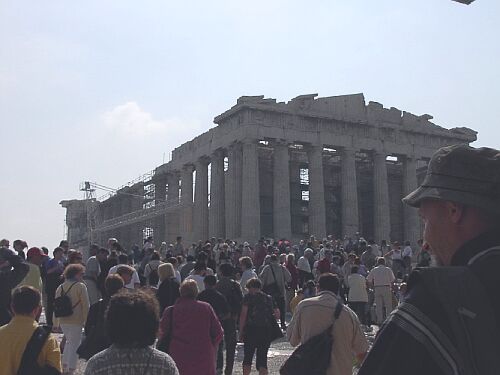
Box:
[17,326,51,375]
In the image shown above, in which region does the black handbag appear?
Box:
[54,282,78,318]
[280,302,343,375]
[156,306,174,353]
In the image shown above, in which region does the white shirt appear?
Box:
[367,265,395,287]
[108,265,140,289]
[347,273,368,303]
[185,274,205,292]
[297,256,311,273]
[402,246,413,258]
[240,269,258,295]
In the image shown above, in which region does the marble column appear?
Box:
[341,148,359,238]
[403,156,420,247]
[373,151,391,244]
[209,149,225,238]
[273,141,292,240]
[241,140,261,242]
[194,158,209,242]
[225,143,243,239]
[307,145,327,239]
[180,165,194,242]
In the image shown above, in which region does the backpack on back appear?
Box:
[53,282,78,318]
[280,301,343,375]
[147,265,159,286]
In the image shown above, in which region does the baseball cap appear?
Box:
[403,144,500,214]
[27,247,46,259]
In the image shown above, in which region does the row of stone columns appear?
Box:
[155,140,421,245]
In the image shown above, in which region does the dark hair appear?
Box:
[105,274,125,297]
[270,254,278,262]
[150,251,160,261]
[11,286,40,315]
[194,262,206,272]
[246,278,262,290]
[186,255,195,262]
[53,247,63,255]
[98,248,110,256]
[377,257,386,266]
[351,265,359,274]
[219,263,234,277]
[204,275,217,287]
[118,254,128,264]
[59,240,68,247]
[167,257,178,266]
[106,290,159,347]
[116,265,134,276]
[64,264,85,280]
[318,273,340,294]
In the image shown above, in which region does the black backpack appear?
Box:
[280,302,343,375]
[17,326,56,375]
[53,282,78,318]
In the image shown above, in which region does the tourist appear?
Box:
[259,254,291,330]
[108,254,140,289]
[361,245,377,270]
[185,262,207,292]
[384,241,404,276]
[284,253,299,311]
[67,250,84,265]
[54,263,90,374]
[159,279,223,375]
[239,256,257,295]
[144,251,162,287]
[0,247,30,326]
[85,289,179,375]
[83,244,102,306]
[166,256,182,283]
[198,275,230,322]
[0,286,62,374]
[19,247,45,292]
[402,240,413,275]
[287,273,368,374]
[347,265,369,326]
[416,240,431,267]
[297,248,314,286]
[156,263,181,314]
[44,247,65,327]
[239,278,279,375]
[366,257,395,325]
[253,238,267,269]
[215,263,243,375]
[359,145,500,374]
[78,274,124,360]
[173,236,184,257]
[13,239,28,260]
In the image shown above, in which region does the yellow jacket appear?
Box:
[18,262,43,292]
[54,280,90,327]
[0,315,62,375]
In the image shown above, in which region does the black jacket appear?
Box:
[0,254,29,325]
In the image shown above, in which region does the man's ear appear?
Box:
[446,201,465,224]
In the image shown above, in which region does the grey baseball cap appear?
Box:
[403,144,500,214]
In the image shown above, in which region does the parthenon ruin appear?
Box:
[61,93,477,251]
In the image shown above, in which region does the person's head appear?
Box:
[150,251,160,261]
[11,286,41,318]
[180,279,198,299]
[286,253,295,264]
[203,275,217,289]
[105,274,125,297]
[304,248,313,258]
[219,263,234,278]
[59,240,69,252]
[26,247,46,266]
[97,248,109,261]
[377,257,386,266]
[63,263,85,281]
[118,254,128,265]
[324,251,333,261]
[107,237,117,248]
[106,290,159,348]
[157,262,175,282]
[239,256,253,271]
[89,243,100,257]
[176,236,182,243]
[403,145,500,266]
[13,240,27,252]
[246,277,262,293]
[317,273,340,294]
[167,257,178,268]
[53,247,63,259]
[391,241,400,250]
[67,250,83,264]
[193,262,206,275]
[116,265,135,285]
[270,254,278,263]
[0,239,9,248]
[351,265,359,274]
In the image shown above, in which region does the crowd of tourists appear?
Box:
[1,143,499,375]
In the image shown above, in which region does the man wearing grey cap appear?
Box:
[359,144,500,375]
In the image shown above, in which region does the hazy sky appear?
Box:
[1,1,499,249]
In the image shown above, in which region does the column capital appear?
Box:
[195,156,210,167]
